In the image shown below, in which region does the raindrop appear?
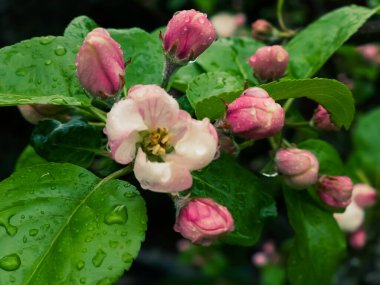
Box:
[122,252,133,264]
[9,275,16,283]
[0,254,21,271]
[198,18,205,24]
[76,260,85,270]
[80,277,87,284]
[123,192,136,199]
[0,216,18,237]
[45,59,52,66]
[26,43,32,48]
[97,278,112,285]
[22,236,27,243]
[109,240,118,249]
[104,205,128,225]
[40,36,54,45]
[15,68,26,77]
[92,249,106,267]
[54,46,67,56]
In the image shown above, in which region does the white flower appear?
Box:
[105,84,218,193]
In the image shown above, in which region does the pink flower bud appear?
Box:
[349,228,366,249]
[317,175,353,208]
[248,45,289,81]
[357,44,380,64]
[174,198,234,246]
[75,28,125,99]
[275,148,319,190]
[226,87,285,139]
[163,10,217,63]
[18,104,69,124]
[334,202,365,233]
[252,252,268,267]
[311,105,339,131]
[352,183,377,208]
[251,19,275,41]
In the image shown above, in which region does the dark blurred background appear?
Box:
[0,0,376,284]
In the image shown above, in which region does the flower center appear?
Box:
[142,127,174,159]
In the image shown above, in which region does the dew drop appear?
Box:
[20,215,25,220]
[45,59,52,65]
[54,46,67,56]
[198,18,205,24]
[92,249,106,267]
[22,236,27,243]
[0,216,18,237]
[76,260,85,270]
[0,254,21,271]
[104,205,128,225]
[80,277,87,284]
[109,240,118,249]
[15,68,26,77]
[9,275,16,283]
[122,252,133,264]
[40,36,54,45]
[97,277,112,285]
[123,191,136,198]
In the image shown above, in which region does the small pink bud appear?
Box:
[249,45,289,81]
[275,148,319,190]
[251,19,275,41]
[18,104,69,124]
[352,183,377,208]
[226,87,285,139]
[174,198,234,246]
[334,202,365,233]
[349,228,366,249]
[164,9,217,63]
[76,28,125,99]
[311,105,339,131]
[357,44,380,64]
[317,175,353,208]
[252,252,268,267]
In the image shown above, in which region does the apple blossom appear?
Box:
[352,183,377,208]
[334,202,365,233]
[349,228,366,249]
[76,28,125,99]
[174,198,234,245]
[105,84,218,193]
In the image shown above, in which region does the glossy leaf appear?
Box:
[0,163,147,285]
[191,154,277,246]
[109,28,164,90]
[286,5,379,79]
[31,118,102,168]
[261,78,354,129]
[284,188,346,285]
[0,36,90,106]
[63,16,98,42]
[186,71,244,120]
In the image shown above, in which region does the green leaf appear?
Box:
[284,188,346,285]
[15,146,47,171]
[191,154,277,246]
[186,71,244,120]
[63,16,98,42]
[286,5,379,79]
[0,36,91,107]
[260,78,354,129]
[298,139,343,176]
[109,28,164,90]
[170,63,204,93]
[0,163,146,285]
[30,118,102,168]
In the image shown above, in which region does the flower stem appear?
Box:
[283,98,294,113]
[277,0,288,32]
[85,106,107,122]
[162,58,182,90]
[239,139,255,151]
[356,169,370,185]
[269,137,278,150]
[101,165,133,184]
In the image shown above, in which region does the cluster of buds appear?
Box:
[275,148,319,189]
[252,241,280,267]
[248,45,289,82]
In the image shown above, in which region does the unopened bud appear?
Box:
[249,45,289,81]
[251,19,275,41]
[311,105,339,131]
[275,148,319,190]
[352,183,377,208]
[317,175,353,208]
[357,44,380,64]
[164,9,217,64]
[226,87,284,139]
[18,104,69,124]
[174,198,234,246]
[349,228,366,249]
[76,28,125,99]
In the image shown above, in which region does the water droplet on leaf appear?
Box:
[76,260,85,270]
[92,249,106,267]
[0,254,21,271]
[40,36,54,45]
[104,205,128,225]
[54,46,67,56]
[45,59,52,65]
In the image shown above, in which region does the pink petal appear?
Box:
[109,131,140,165]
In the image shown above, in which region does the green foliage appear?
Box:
[260,78,354,129]
[0,163,147,285]
[191,154,277,246]
[186,71,244,120]
[109,28,164,90]
[286,5,379,79]
[284,188,346,285]
[15,146,47,171]
[170,63,204,93]
[0,36,90,106]
[64,16,98,42]
[31,118,102,168]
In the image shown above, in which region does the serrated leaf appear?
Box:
[298,139,343,176]
[284,188,346,285]
[63,16,98,42]
[260,78,354,129]
[15,146,47,171]
[0,36,90,107]
[186,71,244,120]
[30,118,102,168]
[191,154,276,246]
[0,163,147,285]
[286,5,379,79]
[108,28,164,90]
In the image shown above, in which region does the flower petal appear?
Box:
[109,131,140,165]
[134,148,193,193]
[167,118,218,170]
[128,85,180,129]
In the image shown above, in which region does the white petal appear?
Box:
[167,118,218,170]
[110,131,140,165]
[134,148,193,193]
[128,85,180,129]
